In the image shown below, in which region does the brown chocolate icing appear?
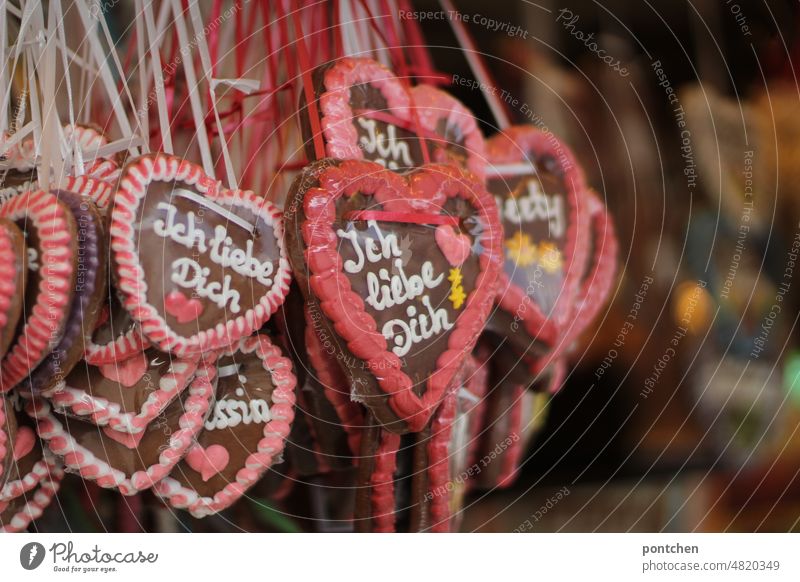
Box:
[130,180,280,339]
[169,351,277,496]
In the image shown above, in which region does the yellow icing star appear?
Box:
[539,241,563,273]
[448,268,466,309]
[505,232,538,267]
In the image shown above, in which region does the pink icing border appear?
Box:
[410,84,486,180]
[487,125,590,349]
[65,174,115,210]
[83,313,150,366]
[154,334,297,517]
[110,153,292,355]
[304,305,363,458]
[0,454,63,532]
[0,221,20,354]
[301,160,501,433]
[44,354,199,434]
[0,190,76,391]
[29,355,217,495]
[317,57,412,160]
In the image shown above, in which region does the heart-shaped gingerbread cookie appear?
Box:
[0,190,79,391]
[29,354,217,495]
[26,192,107,393]
[45,348,199,434]
[110,154,292,355]
[155,333,297,516]
[284,159,502,433]
[0,218,26,360]
[485,126,590,356]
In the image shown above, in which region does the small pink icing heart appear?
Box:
[435,225,471,267]
[13,426,35,461]
[185,444,230,482]
[99,352,148,387]
[165,291,204,324]
[102,427,145,449]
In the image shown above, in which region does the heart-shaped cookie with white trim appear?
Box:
[485,125,590,357]
[0,218,26,359]
[45,348,199,435]
[110,153,292,355]
[284,159,502,433]
[26,192,106,394]
[29,354,217,495]
[0,190,79,392]
[155,333,297,516]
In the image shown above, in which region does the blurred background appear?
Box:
[430,0,800,532]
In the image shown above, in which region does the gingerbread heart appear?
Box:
[0,453,63,533]
[284,159,502,433]
[410,84,486,180]
[301,57,428,170]
[44,347,199,434]
[155,333,297,517]
[110,154,292,355]
[485,125,590,357]
[26,192,107,394]
[29,354,217,495]
[84,291,150,366]
[0,218,26,359]
[0,190,79,392]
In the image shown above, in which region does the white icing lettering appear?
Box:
[171,257,241,312]
[204,387,271,431]
[496,180,564,237]
[382,295,453,357]
[357,118,414,170]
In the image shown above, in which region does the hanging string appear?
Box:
[293,1,326,161]
[438,0,512,130]
[371,0,430,164]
